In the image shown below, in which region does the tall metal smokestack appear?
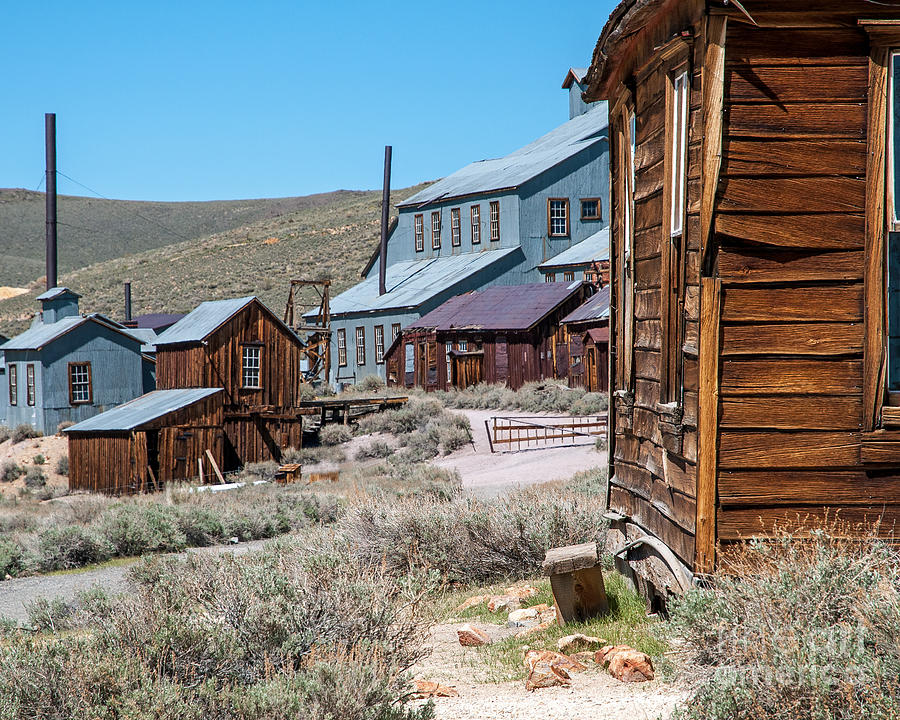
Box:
[45,113,58,291]
[378,145,392,296]
[124,282,132,323]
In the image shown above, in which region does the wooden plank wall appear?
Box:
[714,11,894,541]
[608,13,706,568]
[223,417,303,469]
[68,434,134,494]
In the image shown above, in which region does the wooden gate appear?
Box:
[486,415,607,452]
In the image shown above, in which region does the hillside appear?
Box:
[0,184,429,334]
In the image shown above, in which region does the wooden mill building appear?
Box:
[385,282,586,391]
[590,0,900,601]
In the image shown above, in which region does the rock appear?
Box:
[508,607,539,625]
[573,651,596,664]
[487,595,520,613]
[3,574,10,581]
[454,595,488,612]
[412,680,459,698]
[557,633,606,654]
[515,620,554,638]
[539,607,558,624]
[228,536,240,544]
[595,645,655,682]
[524,650,587,690]
[505,584,539,599]
[530,603,551,613]
[526,649,587,674]
[457,623,492,647]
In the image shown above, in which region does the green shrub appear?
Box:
[175,506,225,546]
[430,381,608,415]
[23,467,46,488]
[55,454,69,476]
[355,440,394,460]
[0,538,31,577]
[32,454,45,466]
[0,461,24,483]
[11,424,41,444]
[320,424,353,446]
[351,374,386,393]
[0,426,10,444]
[241,461,278,482]
[99,504,187,556]
[38,525,114,571]
[56,421,74,434]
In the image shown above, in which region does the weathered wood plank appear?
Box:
[719,395,863,430]
[635,192,664,232]
[722,139,866,177]
[721,359,862,395]
[701,14,727,264]
[634,159,664,202]
[634,319,661,350]
[726,27,867,66]
[634,289,660,320]
[715,213,865,249]
[722,285,864,322]
[718,431,860,468]
[634,349,661,381]
[609,485,696,564]
[634,257,662,290]
[651,476,697,534]
[717,177,865,213]
[727,102,866,139]
[718,247,864,284]
[718,505,900,541]
[722,322,863,356]
[717,470,900,507]
[726,65,868,103]
[695,277,720,573]
[634,227,661,261]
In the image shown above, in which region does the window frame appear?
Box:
[374,325,385,364]
[26,364,35,406]
[391,323,401,343]
[489,200,500,242]
[547,198,570,238]
[470,205,481,244]
[414,214,424,252]
[8,364,16,406]
[68,361,93,405]
[580,198,602,221]
[563,271,575,282]
[355,326,366,366]
[669,70,690,239]
[431,211,441,250]
[450,208,461,247]
[240,343,263,390]
[337,328,347,367]
[544,272,556,283]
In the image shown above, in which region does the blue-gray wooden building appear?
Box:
[0,288,154,434]
[318,68,610,388]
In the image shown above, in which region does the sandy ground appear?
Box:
[0,433,70,496]
[412,623,687,720]
[434,409,606,497]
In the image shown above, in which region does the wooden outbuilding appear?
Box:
[589,0,900,602]
[560,286,610,392]
[385,282,587,391]
[65,388,224,494]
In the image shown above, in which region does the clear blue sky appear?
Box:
[2,1,617,202]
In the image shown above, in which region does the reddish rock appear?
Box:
[524,649,587,691]
[515,620,554,638]
[413,680,459,698]
[595,645,655,682]
[457,623,492,647]
[505,584,539,599]
[454,595,488,612]
[557,633,606,654]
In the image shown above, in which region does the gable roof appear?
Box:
[539,227,609,269]
[561,286,610,324]
[36,286,81,301]
[323,247,522,316]
[397,103,609,208]
[406,281,584,333]
[0,314,143,352]
[562,67,589,89]
[64,388,222,433]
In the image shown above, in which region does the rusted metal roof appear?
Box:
[406,281,583,333]
[585,327,609,343]
[561,286,610,324]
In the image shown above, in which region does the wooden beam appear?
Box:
[700,14,727,267]
[864,47,889,431]
[198,457,205,485]
[695,277,721,574]
[206,449,225,484]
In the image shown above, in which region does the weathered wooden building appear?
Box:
[560,286,610,392]
[154,296,308,468]
[385,282,586,391]
[591,0,900,600]
[65,388,224,494]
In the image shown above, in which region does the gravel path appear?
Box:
[0,539,269,623]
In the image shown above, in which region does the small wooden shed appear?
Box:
[65,388,224,494]
[560,286,610,392]
[589,0,900,602]
[385,282,587,391]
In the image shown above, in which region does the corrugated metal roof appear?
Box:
[397,103,609,207]
[36,287,81,301]
[155,296,255,345]
[124,327,158,353]
[562,67,589,88]
[561,286,610,324]
[406,281,583,333]
[322,248,522,316]
[0,314,142,351]
[64,388,222,432]
[539,227,609,269]
[132,313,186,331]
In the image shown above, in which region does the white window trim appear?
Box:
[670,71,689,238]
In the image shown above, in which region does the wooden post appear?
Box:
[700,14,727,267]
[695,277,721,574]
[198,457,205,485]
[206,449,225,484]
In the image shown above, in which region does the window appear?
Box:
[374,325,385,364]
[337,329,347,367]
[446,341,453,383]
[545,273,556,283]
[450,208,461,246]
[619,107,637,393]
[391,323,401,342]
[414,214,424,252]
[26,364,35,406]
[548,199,570,237]
[489,201,500,241]
[470,205,481,244]
[563,271,575,282]
[356,326,366,366]
[8,364,16,406]
[68,362,92,404]
[241,345,262,389]
[670,71,689,237]
[580,198,602,220]
[458,340,468,352]
[431,211,441,249]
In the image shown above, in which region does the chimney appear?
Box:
[124,282,132,323]
[379,145,392,296]
[45,113,57,291]
[39,287,80,324]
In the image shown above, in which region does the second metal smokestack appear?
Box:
[379,145,392,296]
[124,282,132,323]
[45,113,57,291]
